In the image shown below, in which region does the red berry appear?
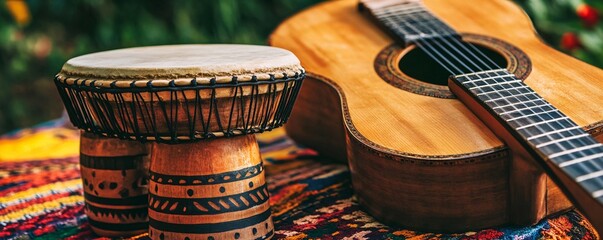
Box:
[561,32,580,50]
[577,4,599,27]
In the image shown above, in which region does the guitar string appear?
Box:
[382,19,464,74]
[374,3,603,169]
[386,15,571,134]
[411,11,498,70]
[402,8,603,182]
[385,14,569,129]
[375,5,603,183]
[375,2,499,71]
[403,10,603,162]
[392,6,589,143]
[408,22,603,177]
[406,12,581,129]
[411,8,603,185]
[394,12,485,72]
[382,1,500,69]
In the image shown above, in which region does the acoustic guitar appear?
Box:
[270,0,603,233]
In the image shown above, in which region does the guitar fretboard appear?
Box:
[361,0,458,45]
[453,69,603,202]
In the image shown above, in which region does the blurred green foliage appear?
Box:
[0,0,601,133]
[518,0,603,66]
[0,0,321,133]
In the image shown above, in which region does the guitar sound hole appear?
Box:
[374,34,531,98]
[398,43,508,86]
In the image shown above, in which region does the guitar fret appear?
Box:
[493,98,547,110]
[549,143,602,159]
[473,80,530,94]
[373,4,422,14]
[476,85,527,96]
[593,189,603,198]
[500,106,554,123]
[386,16,452,38]
[390,19,446,34]
[462,74,514,84]
[384,10,432,19]
[468,80,521,90]
[576,170,603,182]
[367,0,458,44]
[376,6,424,19]
[526,126,582,140]
[505,109,559,122]
[535,133,591,148]
[499,102,550,115]
[483,91,534,103]
[391,16,444,27]
[455,69,507,78]
[376,8,423,16]
[515,117,569,130]
[377,9,426,19]
[559,152,603,168]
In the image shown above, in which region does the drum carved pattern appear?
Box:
[79,135,149,237]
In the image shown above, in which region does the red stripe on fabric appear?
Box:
[0,204,85,238]
[0,157,78,170]
[0,168,80,186]
[0,192,75,215]
[0,169,81,196]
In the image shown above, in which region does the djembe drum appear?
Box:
[54,45,305,240]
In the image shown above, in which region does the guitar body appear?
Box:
[270,0,603,232]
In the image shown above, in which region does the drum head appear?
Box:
[60,44,302,86]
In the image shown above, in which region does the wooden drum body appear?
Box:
[55,45,305,239]
[80,132,149,237]
[148,135,274,240]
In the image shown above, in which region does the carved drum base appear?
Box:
[80,132,149,237]
[148,135,274,240]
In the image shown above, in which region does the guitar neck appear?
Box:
[360,0,603,229]
[451,69,603,203]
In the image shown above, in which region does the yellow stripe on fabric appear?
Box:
[0,128,79,162]
[261,145,301,160]
[256,128,285,142]
[0,195,83,222]
[0,179,81,203]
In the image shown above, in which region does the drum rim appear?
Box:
[54,72,305,143]
[55,69,305,88]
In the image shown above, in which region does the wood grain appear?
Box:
[270,0,603,232]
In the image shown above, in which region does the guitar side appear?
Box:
[270,0,603,232]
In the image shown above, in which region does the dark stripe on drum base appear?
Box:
[149,184,269,215]
[80,154,144,170]
[149,163,263,185]
[149,208,272,234]
[256,229,274,240]
[84,192,148,206]
[88,218,148,231]
[86,203,148,218]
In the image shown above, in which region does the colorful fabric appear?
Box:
[0,122,599,239]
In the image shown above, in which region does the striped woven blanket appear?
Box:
[0,121,598,239]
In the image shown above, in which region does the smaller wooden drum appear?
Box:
[55,45,304,240]
[80,132,149,237]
